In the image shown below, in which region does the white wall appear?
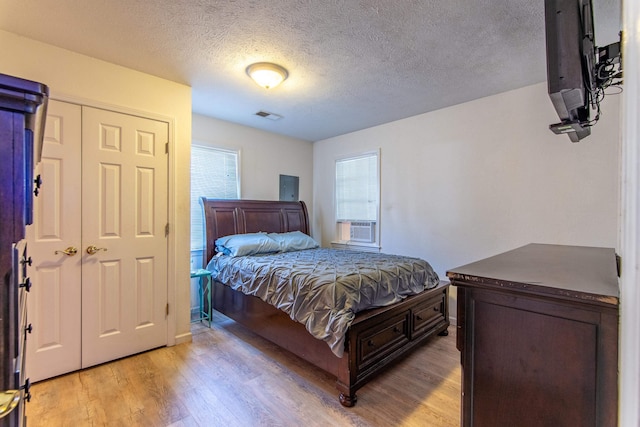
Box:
[190,114,313,313]
[313,82,621,320]
[0,30,193,344]
[192,113,314,217]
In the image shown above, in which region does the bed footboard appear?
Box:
[212,280,450,406]
[336,281,449,406]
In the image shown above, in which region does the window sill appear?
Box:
[330,241,381,253]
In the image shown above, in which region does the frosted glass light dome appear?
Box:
[246,62,288,89]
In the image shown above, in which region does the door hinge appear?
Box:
[165,223,169,237]
[166,303,169,316]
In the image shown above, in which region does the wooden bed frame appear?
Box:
[200,198,450,406]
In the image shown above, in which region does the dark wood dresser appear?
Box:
[447,244,619,427]
[0,73,48,427]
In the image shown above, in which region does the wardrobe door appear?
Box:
[26,100,82,382]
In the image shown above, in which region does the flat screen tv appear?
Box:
[544,0,597,142]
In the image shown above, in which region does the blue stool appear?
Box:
[190,269,212,327]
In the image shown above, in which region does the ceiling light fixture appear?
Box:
[246,62,288,89]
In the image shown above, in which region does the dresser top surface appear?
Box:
[446,243,619,306]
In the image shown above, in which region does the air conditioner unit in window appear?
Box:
[350,221,375,243]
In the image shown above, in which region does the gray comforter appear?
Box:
[207,248,439,357]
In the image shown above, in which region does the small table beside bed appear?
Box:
[200,198,450,406]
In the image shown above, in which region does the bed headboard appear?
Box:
[199,198,311,267]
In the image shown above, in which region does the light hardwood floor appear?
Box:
[26,311,461,426]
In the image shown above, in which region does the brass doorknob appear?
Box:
[55,246,78,256]
[86,245,107,255]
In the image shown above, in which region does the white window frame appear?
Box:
[333,150,380,250]
[190,143,241,251]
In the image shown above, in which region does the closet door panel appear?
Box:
[26,100,82,382]
[81,106,168,367]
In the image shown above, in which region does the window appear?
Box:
[190,145,239,250]
[335,151,379,244]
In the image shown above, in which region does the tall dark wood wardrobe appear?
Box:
[0,73,48,427]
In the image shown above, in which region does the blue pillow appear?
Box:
[268,231,320,252]
[215,232,281,257]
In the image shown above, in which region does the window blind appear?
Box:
[190,145,239,250]
[335,153,378,221]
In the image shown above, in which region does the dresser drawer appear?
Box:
[411,294,446,338]
[356,313,410,371]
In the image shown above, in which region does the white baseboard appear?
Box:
[174,331,193,345]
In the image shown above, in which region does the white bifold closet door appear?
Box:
[26,100,169,381]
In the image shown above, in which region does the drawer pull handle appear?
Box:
[434,306,440,312]
[416,315,423,321]
[367,340,375,347]
[20,277,32,292]
[393,326,401,333]
[33,174,42,197]
[21,379,31,403]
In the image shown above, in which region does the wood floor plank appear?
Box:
[26,311,461,426]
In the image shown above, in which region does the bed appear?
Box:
[200,198,450,406]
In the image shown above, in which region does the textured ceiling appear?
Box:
[0,0,621,142]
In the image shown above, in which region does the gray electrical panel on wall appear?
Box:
[279,175,299,201]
